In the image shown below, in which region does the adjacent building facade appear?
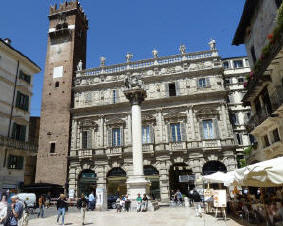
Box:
[222,57,252,160]
[233,0,283,163]
[0,38,40,192]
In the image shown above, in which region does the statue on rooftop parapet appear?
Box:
[179,44,186,54]
[208,39,216,50]
[100,56,106,67]
[152,49,158,58]
[77,60,83,71]
[126,52,133,62]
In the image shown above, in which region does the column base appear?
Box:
[126,175,151,199]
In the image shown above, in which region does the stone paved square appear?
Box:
[28,207,243,226]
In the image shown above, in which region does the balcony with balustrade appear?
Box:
[0,135,37,154]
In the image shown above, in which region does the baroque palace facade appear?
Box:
[36,1,250,203]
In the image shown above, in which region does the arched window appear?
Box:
[202,161,227,175]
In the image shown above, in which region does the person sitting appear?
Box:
[136,194,142,212]
[124,195,131,212]
[175,190,183,206]
[141,194,148,212]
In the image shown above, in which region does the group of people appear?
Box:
[0,194,26,226]
[115,193,148,212]
[171,189,203,217]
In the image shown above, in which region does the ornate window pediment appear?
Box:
[164,112,186,123]
[142,114,156,123]
[106,118,125,127]
[79,119,97,129]
[196,108,219,119]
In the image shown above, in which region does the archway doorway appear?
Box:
[78,169,97,197]
[144,165,160,200]
[169,163,194,197]
[107,167,127,196]
[202,160,227,175]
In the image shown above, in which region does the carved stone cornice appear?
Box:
[106,118,125,126]
[123,88,147,105]
[78,119,98,129]
[196,107,219,118]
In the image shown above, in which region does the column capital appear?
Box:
[124,88,147,105]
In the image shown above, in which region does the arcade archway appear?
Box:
[202,160,227,175]
[107,167,127,196]
[169,163,194,197]
[144,165,160,200]
[78,169,97,196]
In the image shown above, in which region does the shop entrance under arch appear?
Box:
[78,169,97,197]
[202,160,227,175]
[144,165,160,200]
[169,163,195,197]
[107,167,127,196]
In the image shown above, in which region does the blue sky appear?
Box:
[0,0,246,116]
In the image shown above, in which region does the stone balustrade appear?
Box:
[75,49,219,78]
[72,138,235,158]
[0,135,37,153]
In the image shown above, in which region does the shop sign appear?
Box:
[213,190,227,208]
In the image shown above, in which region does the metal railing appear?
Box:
[0,135,37,153]
[76,50,219,77]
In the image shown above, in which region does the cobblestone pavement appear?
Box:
[28,207,244,226]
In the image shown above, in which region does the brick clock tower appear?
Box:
[36,1,88,188]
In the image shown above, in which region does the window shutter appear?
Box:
[206,78,210,87]
[11,123,16,139]
[87,130,92,149]
[25,96,29,111]
[165,83,169,97]
[175,81,180,96]
[116,90,119,103]
[20,125,26,141]
[120,127,123,146]
[16,91,20,108]
[213,119,219,139]
[199,122,204,140]
[181,123,187,141]
[167,124,171,142]
[18,156,24,169]
[149,125,154,143]
[108,128,112,147]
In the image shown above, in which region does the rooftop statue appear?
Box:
[124,74,144,90]
[179,44,186,54]
[152,49,158,58]
[208,39,216,50]
[100,56,106,66]
[77,60,83,71]
[126,52,133,62]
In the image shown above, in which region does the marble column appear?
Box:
[124,88,150,199]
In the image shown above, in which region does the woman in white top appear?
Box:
[0,195,8,225]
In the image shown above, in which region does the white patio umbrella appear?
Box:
[202,171,235,186]
[233,156,283,187]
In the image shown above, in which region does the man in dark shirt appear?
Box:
[77,194,88,225]
[192,190,202,217]
[56,194,68,226]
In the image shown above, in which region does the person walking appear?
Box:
[88,192,95,211]
[136,194,142,212]
[0,195,7,225]
[56,194,68,226]
[175,190,183,206]
[4,195,24,226]
[192,189,202,217]
[115,197,122,213]
[188,189,194,207]
[37,195,45,218]
[46,192,51,209]
[77,194,88,226]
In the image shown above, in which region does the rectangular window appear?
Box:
[7,155,24,170]
[198,78,207,88]
[263,135,270,147]
[15,91,29,111]
[230,113,239,125]
[11,123,26,141]
[233,60,243,68]
[19,71,31,84]
[223,61,230,69]
[261,87,272,114]
[249,134,255,144]
[50,142,56,153]
[236,133,243,145]
[245,59,249,67]
[254,97,261,114]
[113,90,117,104]
[112,128,121,146]
[82,131,88,149]
[142,125,151,144]
[202,120,214,139]
[273,129,280,143]
[238,78,244,83]
[225,79,230,85]
[170,123,181,142]
[169,83,176,96]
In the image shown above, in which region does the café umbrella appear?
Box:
[233,157,283,187]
